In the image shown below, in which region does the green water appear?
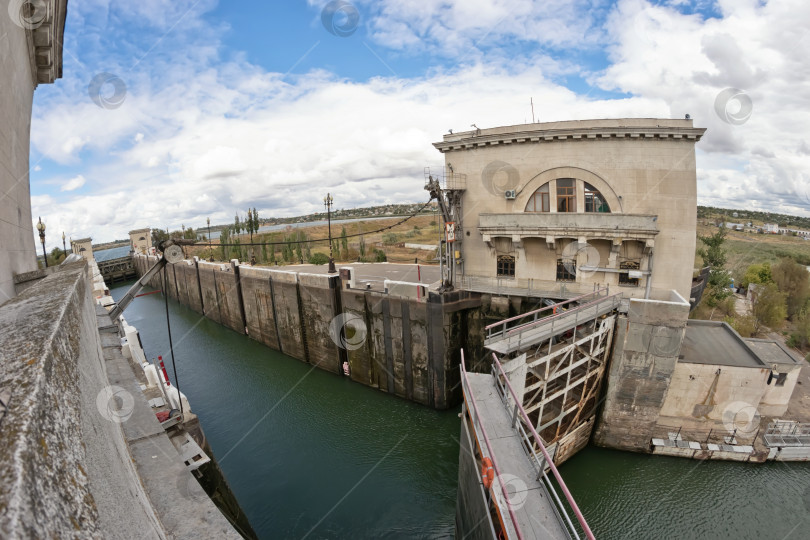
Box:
[111,283,810,539]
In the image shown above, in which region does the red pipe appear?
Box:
[158,355,171,386]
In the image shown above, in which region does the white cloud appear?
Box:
[61,175,86,191]
[28,0,810,246]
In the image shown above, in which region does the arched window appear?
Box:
[525,183,549,212]
[584,183,610,213]
[556,179,576,212]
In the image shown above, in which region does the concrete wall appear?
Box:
[134,254,482,409]
[593,294,690,451]
[0,5,37,303]
[660,362,800,421]
[436,119,704,301]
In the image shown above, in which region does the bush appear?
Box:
[374,249,387,262]
[726,315,756,337]
[308,252,330,265]
[752,283,787,329]
[718,296,736,317]
[383,233,398,245]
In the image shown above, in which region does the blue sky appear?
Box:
[28,0,810,246]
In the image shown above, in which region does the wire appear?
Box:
[203,200,435,247]
[162,265,183,417]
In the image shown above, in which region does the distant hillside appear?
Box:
[698,206,810,229]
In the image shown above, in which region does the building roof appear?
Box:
[128,228,150,234]
[434,118,706,153]
[72,237,92,244]
[680,320,800,368]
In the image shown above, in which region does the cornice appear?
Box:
[433,125,707,153]
[21,0,68,85]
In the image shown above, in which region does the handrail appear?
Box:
[460,351,524,540]
[485,288,607,332]
[503,293,621,338]
[490,352,596,540]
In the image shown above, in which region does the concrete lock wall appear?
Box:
[0,263,161,537]
[593,293,690,451]
[133,254,480,409]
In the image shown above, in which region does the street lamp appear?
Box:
[36,217,47,268]
[207,217,213,262]
[324,193,336,273]
[62,231,66,260]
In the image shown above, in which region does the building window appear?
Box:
[584,183,610,213]
[556,259,576,281]
[619,261,640,287]
[557,178,576,212]
[525,183,550,212]
[497,255,515,277]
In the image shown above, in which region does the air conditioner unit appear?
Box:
[504,190,516,199]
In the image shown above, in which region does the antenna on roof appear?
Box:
[531,97,535,123]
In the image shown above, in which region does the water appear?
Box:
[110,281,810,539]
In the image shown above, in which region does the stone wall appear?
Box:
[0,261,237,538]
[133,254,482,409]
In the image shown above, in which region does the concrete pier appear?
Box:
[133,254,480,409]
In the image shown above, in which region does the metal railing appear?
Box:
[764,421,810,447]
[488,352,596,540]
[485,287,611,341]
[460,350,525,540]
[460,275,583,299]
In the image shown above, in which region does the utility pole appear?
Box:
[324,193,336,273]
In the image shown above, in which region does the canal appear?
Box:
[111,281,810,539]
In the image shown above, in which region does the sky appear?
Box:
[28,0,810,248]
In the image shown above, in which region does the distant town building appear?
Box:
[764,223,779,234]
[721,222,745,231]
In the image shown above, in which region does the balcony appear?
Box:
[478,212,659,242]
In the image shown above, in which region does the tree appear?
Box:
[740,262,772,288]
[772,258,810,320]
[752,283,787,329]
[340,227,348,259]
[247,209,254,242]
[152,228,169,246]
[374,249,387,262]
[220,227,230,260]
[359,235,366,260]
[697,226,732,305]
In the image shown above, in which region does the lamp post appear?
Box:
[207,217,213,262]
[36,217,47,268]
[324,193,336,273]
[62,231,67,260]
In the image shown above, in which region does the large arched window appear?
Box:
[525,183,549,212]
[584,183,610,213]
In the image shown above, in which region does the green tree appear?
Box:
[772,258,810,320]
[697,226,732,305]
[308,252,330,265]
[247,209,254,242]
[340,227,348,258]
[752,283,787,329]
[151,228,169,246]
[740,262,772,288]
[359,235,366,260]
[219,227,230,260]
[374,249,387,262]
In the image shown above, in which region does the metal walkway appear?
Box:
[485,289,622,354]
[460,352,594,540]
[764,421,810,447]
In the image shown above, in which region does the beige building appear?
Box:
[71,237,94,261]
[129,228,153,255]
[0,0,68,303]
[433,118,706,302]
